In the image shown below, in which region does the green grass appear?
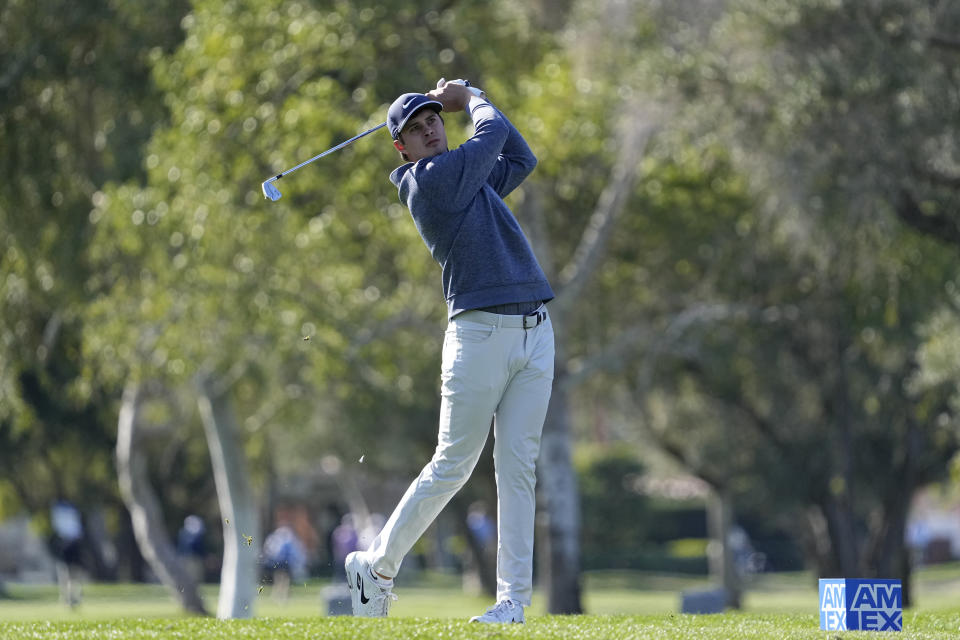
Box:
[2,566,960,638]
[3,613,960,640]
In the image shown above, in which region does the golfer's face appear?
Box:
[398,109,446,161]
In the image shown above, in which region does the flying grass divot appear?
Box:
[819,578,902,631]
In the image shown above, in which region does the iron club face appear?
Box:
[262,178,282,201]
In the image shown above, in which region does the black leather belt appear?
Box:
[475,300,543,315]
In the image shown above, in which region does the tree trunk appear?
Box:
[897,545,913,609]
[537,374,583,614]
[824,494,860,577]
[115,383,208,615]
[864,418,920,607]
[707,488,741,609]
[522,94,653,616]
[196,374,260,620]
[869,502,913,607]
[799,505,836,578]
[118,511,146,582]
[451,497,497,597]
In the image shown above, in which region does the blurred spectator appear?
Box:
[50,500,85,607]
[463,501,497,593]
[273,503,320,575]
[467,501,496,550]
[729,524,766,576]
[177,515,206,584]
[330,514,359,583]
[262,524,307,602]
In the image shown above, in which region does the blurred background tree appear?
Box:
[588,0,960,605]
[0,0,192,582]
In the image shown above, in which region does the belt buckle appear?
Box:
[523,310,545,330]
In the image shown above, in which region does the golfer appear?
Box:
[345,79,555,624]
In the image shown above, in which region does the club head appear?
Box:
[262,179,282,201]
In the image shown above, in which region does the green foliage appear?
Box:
[0,0,190,521]
[616,0,960,578]
[708,0,960,238]
[81,0,561,488]
[575,447,713,573]
[576,447,649,557]
[6,0,960,594]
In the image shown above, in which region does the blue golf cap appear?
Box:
[388,93,443,140]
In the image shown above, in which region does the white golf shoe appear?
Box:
[470,598,525,623]
[345,551,397,617]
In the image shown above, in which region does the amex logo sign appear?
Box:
[819,579,902,632]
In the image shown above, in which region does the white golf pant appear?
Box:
[367,308,554,606]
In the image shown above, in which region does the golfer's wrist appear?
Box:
[468,94,491,116]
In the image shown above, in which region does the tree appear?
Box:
[0,0,190,581]
[81,0,560,616]
[606,0,960,604]
[117,383,207,615]
[504,0,712,611]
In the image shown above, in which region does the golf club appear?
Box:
[261,80,484,201]
[261,122,387,201]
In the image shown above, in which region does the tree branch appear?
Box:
[636,302,760,393]
[562,302,762,392]
[929,34,960,52]
[652,434,725,490]
[914,166,960,190]
[895,188,960,247]
[344,308,434,359]
[554,106,658,315]
[720,390,790,455]
[560,322,654,390]
[116,383,208,615]
[519,183,556,279]
[0,44,38,92]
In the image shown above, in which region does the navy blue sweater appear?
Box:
[389,101,555,319]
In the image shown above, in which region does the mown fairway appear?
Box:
[2,567,960,639]
[4,612,960,640]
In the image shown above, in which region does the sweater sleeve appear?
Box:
[484,108,537,198]
[414,102,508,212]
[413,102,536,211]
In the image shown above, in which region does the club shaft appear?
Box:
[270,122,387,181]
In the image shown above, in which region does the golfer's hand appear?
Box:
[427,79,471,113]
